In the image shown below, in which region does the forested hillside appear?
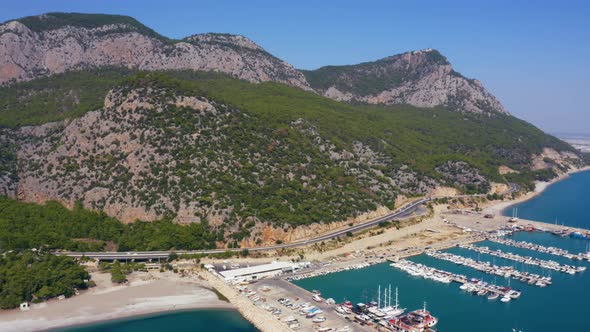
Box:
[0,70,583,248]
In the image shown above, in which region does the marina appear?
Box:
[425,250,551,287]
[389,258,520,301]
[488,236,587,260]
[459,243,586,274]
[294,229,590,331]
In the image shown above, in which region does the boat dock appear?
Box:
[459,244,586,274]
[388,258,520,302]
[488,236,585,260]
[426,250,552,287]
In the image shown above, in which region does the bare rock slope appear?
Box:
[301,49,507,115]
[0,13,310,89]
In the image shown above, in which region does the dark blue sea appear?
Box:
[57,309,257,332]
[293,170,590,332]
[63,170,590,331]
[502,169,590,227]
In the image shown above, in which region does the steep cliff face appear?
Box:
[6,78,434,228]
[301,49,507,115]
[0,13,506,116]
[0,13,310,89]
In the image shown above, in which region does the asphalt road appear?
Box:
[56,184,519,261]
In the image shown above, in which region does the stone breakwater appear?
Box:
[287,260,381,281]
[200,271,290,332]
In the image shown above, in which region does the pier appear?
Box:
[459,244,586,274]
[488,237,584,260]
[389,259,520,301]
[426,251,552,287]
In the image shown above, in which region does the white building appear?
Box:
[218,261,298,281]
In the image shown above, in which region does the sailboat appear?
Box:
[380,285,405,318]
[488,276,500,300]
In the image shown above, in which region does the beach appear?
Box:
[483,165,590,216]
[0,271,233,332]
[2,167,589,332]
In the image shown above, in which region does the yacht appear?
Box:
[406,302,438,328]
[380,286,406,318]
[508,290,522,299]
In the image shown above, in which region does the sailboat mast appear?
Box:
[389,284,392,308]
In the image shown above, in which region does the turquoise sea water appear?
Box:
[502,170,590,227]
[57,309,258,332]
[294,232,590,331]
[62,171,590,331]
[294,171,590,331]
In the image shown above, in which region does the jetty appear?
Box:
[426,250,552,287]
[488,237,584,260]
[459,244,586,274]
[388,259,520,301]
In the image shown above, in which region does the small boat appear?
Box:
[312,316,326,323]
[488,293,499,300]
[313,294,323,302]
[501,296,511,303]
[508,290,521,299]
[477,289,488,296]
[335,306,350,315]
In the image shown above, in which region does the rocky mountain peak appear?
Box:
[302,49,508,115]
[184,33,264,51]
[0,13,311,89]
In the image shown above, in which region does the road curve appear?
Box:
[57,184,519,260]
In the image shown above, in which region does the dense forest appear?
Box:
[0,197,220,251]
[0,250,89,309]
[0,69,583,242]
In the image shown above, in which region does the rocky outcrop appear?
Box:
[0,14,310,89]
[4,82,443,236]
[2,13,506,116]
[302,49,507,115]
[531,148,584,173]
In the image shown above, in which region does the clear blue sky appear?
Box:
[3,0,589,135]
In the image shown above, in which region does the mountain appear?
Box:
[2,13,512,116]
[0,13,310,89]
[301,49,507,115]
[0,13,586,248]
[1,71,584,239]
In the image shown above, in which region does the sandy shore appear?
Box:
[0,271,233,332]
[2,167,588,332]
[484,166,590,216]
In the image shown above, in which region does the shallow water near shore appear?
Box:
[294,231,590,331]
[57,309,258,332]
[61,170,590,331]
[502,169,590,227]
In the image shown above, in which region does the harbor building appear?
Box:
[218,261,301,281]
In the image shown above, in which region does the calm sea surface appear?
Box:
[502,169,590,227]
[57,309,258,332]
[63,170,590,331]
[294,170,590,332]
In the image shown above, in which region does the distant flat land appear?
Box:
[558,134,590,153]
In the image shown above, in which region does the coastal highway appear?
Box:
[57,184,519,261]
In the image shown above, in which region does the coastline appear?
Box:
[2,167,589,332]
[51,307,241,331]
[484,166,590,216]
[0,271,234,332]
